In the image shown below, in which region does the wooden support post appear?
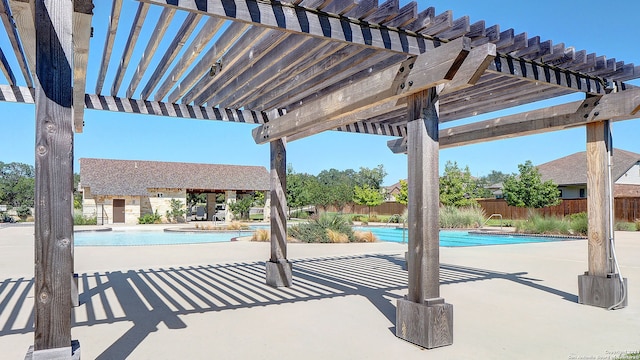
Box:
[578,120,627,309]
[28,0,79,358]
[266,138,292,287]
[396,87,453,349]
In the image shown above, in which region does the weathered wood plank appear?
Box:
[281,51,406,112]
[586,121,613,277]
[0,0,31,86]
[435,16,470,40]
[252,37,470,143]
[363,0,399,24]
[154,16,225,101]
[221,37,330,108]
[322,0,358,15]
[110,1,149,96]
[72,0,93,133]
[168,21,250,104]
[419,9,452,36]
[405,7,434,32]
[140,12,201,100]
[388,87,640,152]
[95,0,123,95]
[8,0,35,77]
[384,1,417,28]
[192,29,290,106]
[126,7,176,98]
[0,47,15,85]
[406,87,441,302]
[34,0,74,351]
[343,0,377,19]
[487,55,606,95]
[211,34,309,108]
[244,42,363,111]
[83,93,268,123]
[266,138,292,287]
[270,138,287,262]
[142,0,435,55]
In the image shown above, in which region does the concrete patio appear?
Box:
[1,224,639,359]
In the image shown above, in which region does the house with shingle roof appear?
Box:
[536,149,640,199]
[80,158,270,224]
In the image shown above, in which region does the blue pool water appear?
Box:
[354,226,575,247]
[74,226,575,247]
[74,230,253,246]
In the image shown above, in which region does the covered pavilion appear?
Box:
[0,0,638,357]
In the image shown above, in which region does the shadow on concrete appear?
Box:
[0,253,577,358]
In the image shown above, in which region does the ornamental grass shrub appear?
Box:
[251,228,270,241]
[615,221,637,231]
[288,213,355,243]
[568,212,588,236]
[515,214,570,235]
[439,206,485,229]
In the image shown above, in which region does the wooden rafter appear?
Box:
[110,1,149,96]
[95,0,122,95]
[0,0,31,86]
[168,21,249,104]
[125,7,176,98]
[142,0,622,103]
[194,28,291,106]
[153,16,225,101]
[140,12,201,100]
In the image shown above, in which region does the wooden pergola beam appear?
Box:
[125,7,176,99]
[388,87,640,153]
[142,0,614,96]
[72,0,93,133]
[140,12,201,100]
[252,37,476,144]
[153,16,225,101]
[167,21,249,104]
[95,0,122,95]
[0,0,31,86]
[32,0,75,355]
[110,1,149,96]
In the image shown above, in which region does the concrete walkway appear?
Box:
[1,225,639,359]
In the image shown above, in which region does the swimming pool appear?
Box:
[74,229,252,246]
[354,226,577,247]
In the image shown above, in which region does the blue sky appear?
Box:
[0,0,639,185]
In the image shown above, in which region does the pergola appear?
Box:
[1,0,638,357]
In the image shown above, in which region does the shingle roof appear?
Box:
[80,158,269,196]
[537,149,640,186]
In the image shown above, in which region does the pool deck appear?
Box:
[1,224,639,359]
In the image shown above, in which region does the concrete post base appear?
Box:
[578,273,628,309]
[266,260,292,288]
[396,298,453,349]
[25,340,80,360]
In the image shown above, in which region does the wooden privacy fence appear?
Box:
[477,198,640,222]
[325,202,407,216]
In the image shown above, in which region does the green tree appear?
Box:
[502,160,561,208]
[353,184,385,217]
[74,173,82,209]
[0,162,35,208]
[396,179,408,205]
[355,164,387,189]
[286,165,314,214]
[187,193,207,208]
[166,199,186,223]
[228,195,254,220]
[439,161,479,207]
